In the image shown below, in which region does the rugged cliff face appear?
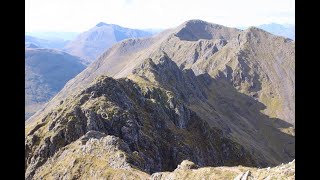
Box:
[25,20,294,179]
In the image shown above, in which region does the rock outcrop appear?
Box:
[151,159,295,180]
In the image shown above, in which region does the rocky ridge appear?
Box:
[29,19,294,126]
[26,60,259,178]
[26,54,294,179]
[25,20,295,179]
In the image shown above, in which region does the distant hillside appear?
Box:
[25,31,79,41]
[25,43,39,48]
[25,35,69,49]
[63,22,153,64]
[238,23,294,40]
[257,23,294,40]
[25,48,86,120]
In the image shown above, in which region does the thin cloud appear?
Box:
[25,0,295,32]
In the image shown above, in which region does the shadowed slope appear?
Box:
[25,48,86,119]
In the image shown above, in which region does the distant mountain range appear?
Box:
[239,23,295,40]
[26,20,294,179]
[63,22,153,64]
[25,48,86,120]
[25,35,69,50]
[142,28,164,34]
[258,23,295,40]
[25,23,156,120]
[25,31,79,41]
[25,43,39,49]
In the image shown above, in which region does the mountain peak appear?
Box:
[64,22,152,63]
[183,19,210,25]
[174,19,239,41]
[25,43,39,48]
[181,19,226,29]
[244,26,278,38]
[96,22,109,27]
[246,26,265,32]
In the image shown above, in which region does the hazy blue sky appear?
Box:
[26,0,295,32]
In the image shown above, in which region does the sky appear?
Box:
[25,0,295,32]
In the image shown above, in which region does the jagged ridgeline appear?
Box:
[25,20,294,179]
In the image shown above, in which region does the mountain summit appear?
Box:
[26,20,294,179]
[95,22,109,27]
[175,19,239,41]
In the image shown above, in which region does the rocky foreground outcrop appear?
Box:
[151,159,295,180]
